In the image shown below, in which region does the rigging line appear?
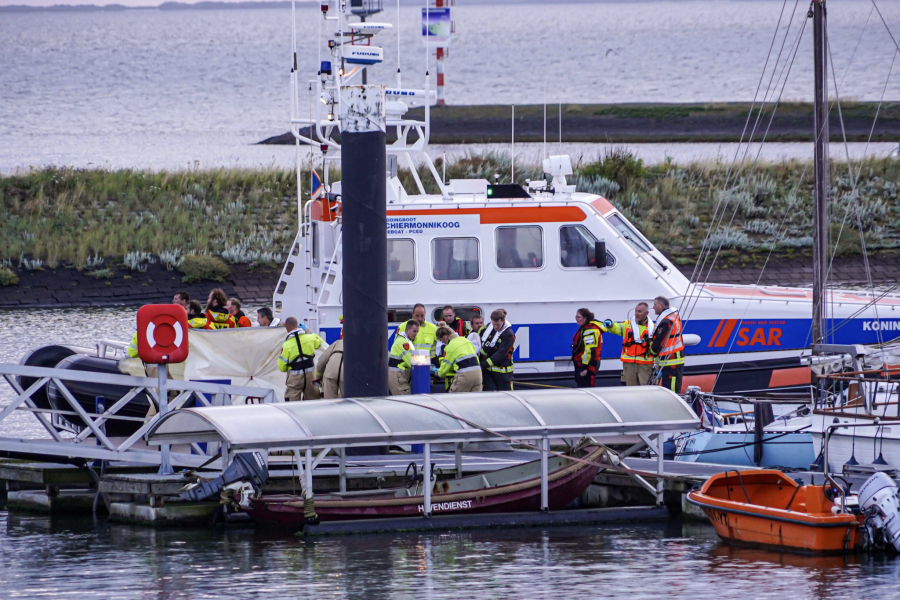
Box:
[828,38,886,349]
[682,0,795,295]
[870,0,900,58]
[682,2,804,322]
[683,14,810,324]
[818,16,888,331]
[855,47,897,184]
[684,32,808,327]
[710,183,804,389]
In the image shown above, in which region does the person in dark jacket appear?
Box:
[649,296,686,392]
[571,308,604,387]
[479,308,516,391]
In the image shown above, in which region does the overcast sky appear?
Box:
[0,0,513,7]
[2,0,557,7]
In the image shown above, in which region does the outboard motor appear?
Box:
[859,472,900,552]
[180,452,269,502]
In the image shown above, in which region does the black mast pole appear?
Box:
[341,85,389,399]
[812,0,829,345]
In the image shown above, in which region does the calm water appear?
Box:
[1,516,900,599]
[1,0,899,172]
[0,307,139,438]
[2,312,900,596]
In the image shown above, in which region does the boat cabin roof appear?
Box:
[147,387,700,451]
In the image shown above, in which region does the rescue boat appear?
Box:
[688,469,900,554]
[273,0,900,396]
[686,470,860,554]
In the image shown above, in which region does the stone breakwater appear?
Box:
[1,252,896,311]
[0,263,280,310]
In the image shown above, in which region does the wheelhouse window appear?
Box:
[388,308,413,324]
[560,225,616,268]
[607,214,653,253]
[432,238,480,281]
[387,238,416,282]
[432,306,483,323]
[495,226,544,269]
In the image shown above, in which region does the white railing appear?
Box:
[0,364,277,469]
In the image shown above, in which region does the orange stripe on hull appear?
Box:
[680,374,717,393]
[708,320,726,348]
[387,206,586,224]
[769,366,812,388]
[714,319,738,348]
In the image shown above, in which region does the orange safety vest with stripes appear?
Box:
[658,310,685,366]
[617,320,655,365]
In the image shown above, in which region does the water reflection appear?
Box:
[1,515,898,598]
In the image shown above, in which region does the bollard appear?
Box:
[410,350,431,395]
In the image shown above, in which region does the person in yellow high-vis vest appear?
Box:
[278,317,325,401]
[436,326,483,393]
[601,302,655,386]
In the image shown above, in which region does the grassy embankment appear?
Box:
[1,152,899,285]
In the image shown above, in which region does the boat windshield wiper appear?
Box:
[649,253,670,272]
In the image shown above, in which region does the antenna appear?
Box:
[397,0,401,88]
[543,82,547,160]
[558,103,562,154]
[511,104,515,183]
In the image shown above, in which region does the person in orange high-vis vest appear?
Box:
[649,296,685,393]
[601,301,655,386]
[227,297,253,328]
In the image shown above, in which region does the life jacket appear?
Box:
[572,320,604,369]
[205,307,236,329]
[234,310,252,328]
[480,321,515,373]
[187,312,208,329]
[657,308,685,366]
[445,317,469,338]
[620,317,655,365]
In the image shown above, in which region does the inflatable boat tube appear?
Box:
[17,345,93,412]
[46,355,152,437]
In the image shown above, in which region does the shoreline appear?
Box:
[2,251,897,311]
[259,102,900,145]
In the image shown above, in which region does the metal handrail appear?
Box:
[0,363,277,468]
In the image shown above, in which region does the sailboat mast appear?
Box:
[811,0,829,344]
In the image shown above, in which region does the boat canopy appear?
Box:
[146,387,700,451]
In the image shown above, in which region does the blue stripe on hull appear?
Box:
[319,318,900,362]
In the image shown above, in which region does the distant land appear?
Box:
[0,0,623,12]
[259,102,900,145]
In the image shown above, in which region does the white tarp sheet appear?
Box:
[120,328,325,404]
[174,328,289,403]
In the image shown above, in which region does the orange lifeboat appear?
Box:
[687,469,859,554]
